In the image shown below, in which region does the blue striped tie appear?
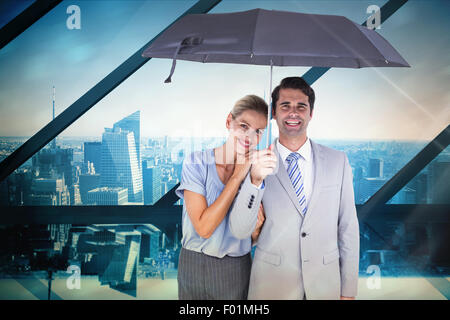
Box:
[286,152,307,215]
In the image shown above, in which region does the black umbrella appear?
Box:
[142,8,410,147]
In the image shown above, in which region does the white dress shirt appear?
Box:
[277,138,315,208]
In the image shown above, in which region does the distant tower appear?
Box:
[368,158,383,178]
[51,86,57,149]
[101,123,143,203]
[113,111,141,169]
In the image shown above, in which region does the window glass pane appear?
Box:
[0,0,449,300]
[388,145,450,204]
[0,0,196,150]
[318,140,431,204]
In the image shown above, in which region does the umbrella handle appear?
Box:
[165,36,203,83]
[164,42,183,83]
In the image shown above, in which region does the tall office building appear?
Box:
[69,184,82,205]
[142,160,162,205]
[101,125,143,203]
[79,172,101,204]
[113,111,141,169]
[86,187,128,205]
[32,147,74,186]
[84,142,102,174]
[29,177,70,205]
[368,158,383,178]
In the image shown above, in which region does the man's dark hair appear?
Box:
[271,77,315,115]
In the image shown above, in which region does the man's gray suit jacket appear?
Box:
[228,139,360,300]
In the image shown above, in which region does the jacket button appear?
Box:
[301,232,307,238]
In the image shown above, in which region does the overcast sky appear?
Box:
[0,0,449,141]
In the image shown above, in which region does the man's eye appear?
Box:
[240,124,248,130]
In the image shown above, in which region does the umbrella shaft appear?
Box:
[267,61,273,149]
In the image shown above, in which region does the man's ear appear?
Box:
[310,106,314,118]
[271,104,277,120]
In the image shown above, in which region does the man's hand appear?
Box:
[340,296,355,300]
[250,144,277,185]
[251,204,265,244]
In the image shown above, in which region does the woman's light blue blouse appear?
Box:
[175,149,251,258]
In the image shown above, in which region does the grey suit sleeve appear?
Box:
[228,173,265,240]
[338,154,360,298]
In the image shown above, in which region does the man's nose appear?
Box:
[288,110,299,117]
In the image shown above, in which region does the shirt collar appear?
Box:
[277,138,312,163]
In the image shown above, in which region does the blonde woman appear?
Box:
[176,95,274,300]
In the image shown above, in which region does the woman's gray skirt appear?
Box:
[178,247,252,300]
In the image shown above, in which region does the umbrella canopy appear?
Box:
[142,8,410,148]
[142,8,410,69]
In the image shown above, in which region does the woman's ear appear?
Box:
[226,113,233,130]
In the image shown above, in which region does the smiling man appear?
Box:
[229,77,360,300]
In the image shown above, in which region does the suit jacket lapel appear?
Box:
[274,139,305,217]
[302,139,325,227]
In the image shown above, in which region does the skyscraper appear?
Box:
[32,147,74,186]
[30,177,70,205]
[86,187,128,205]
[84,142,102,174]
[142,160,162,205]
[101,124,143,203]
[113,111,141,169]
[79,172,101,204]
[368,158,383,178]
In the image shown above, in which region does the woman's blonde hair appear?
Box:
[230,95,268,119]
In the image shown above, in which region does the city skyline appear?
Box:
[0,1,449,141]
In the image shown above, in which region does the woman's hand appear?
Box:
[251,204,265,244]
[231,150,253,182]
